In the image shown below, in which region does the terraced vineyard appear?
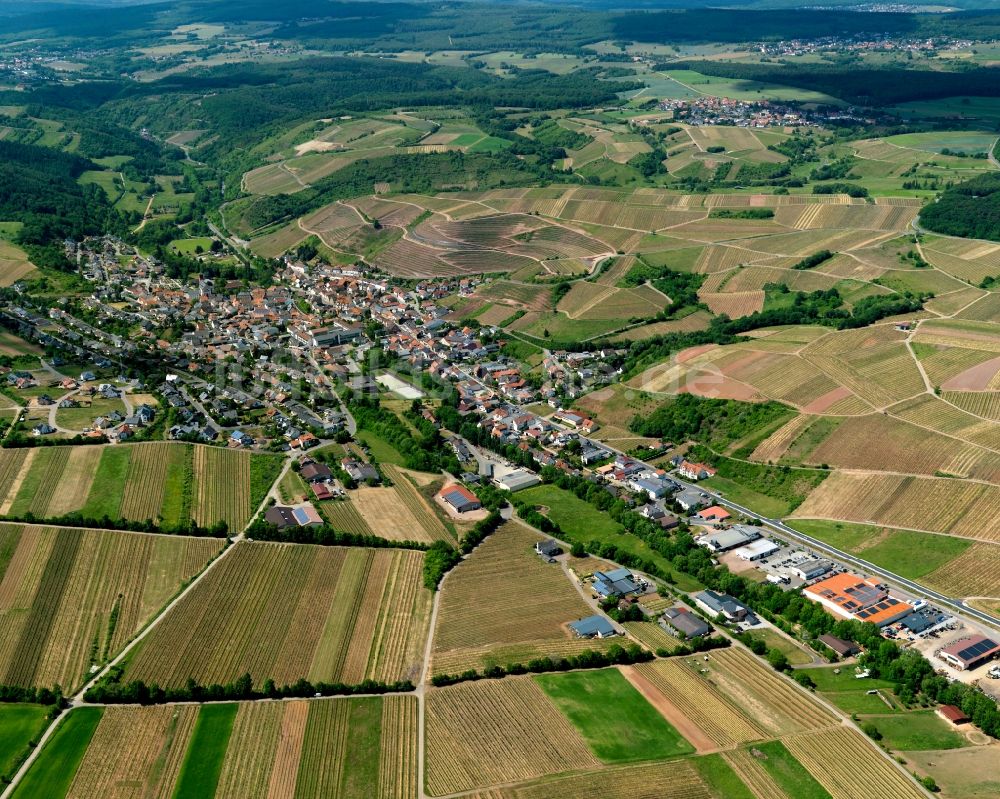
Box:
[122,543,432,687]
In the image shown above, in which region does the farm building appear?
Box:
[694,590,751,623]
[535,539,562,558]
[495,470,541,492]
[937,705,970,725]
[265,504,324,529]
[938,635,1000,671]
[569,615,618,639]
[818,634,860,657]
[593,567,643,599]
[699,525,761,553]
[803,573,912,627]
[735,539,780,562]
[663,607,711,638]
[695,506,731,524]
[439,484,482,513]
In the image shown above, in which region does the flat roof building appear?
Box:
[735,539,780,562]
[496,470,541,492]
[699,526,761,553]
[803,572,912,627]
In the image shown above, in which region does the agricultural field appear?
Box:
[0,238,37,287]
[122,542,432,687]
[354,465,452,543]
[425,676,601,794]
[0,523,223,689]
[0,704,49,782]
[534,668,695,763]
[783,727,927,799]
[0,443,281,532]
[431,522,618,675]
[787,519,972,583]
[791,470,1000,544]
[14,695,418,799]
[626,659,767,750]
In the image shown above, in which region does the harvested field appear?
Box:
[432,522,611,675]
[353,466,449,543]
[123,543,431,687]
[425,678,599,795]
[783,727,926,799]
[629,659,766,749]
[0,524,222,689]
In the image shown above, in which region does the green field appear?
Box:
[357,431,407,467]
[11,707,103,799]
[797,666,897,693]
[80,446,131,519]
[753,627,813,666]
[692,753,757,799]
[519,483,702,590]
[534,668,694,762]
[885,131,997,155]
[171,703,238,799]
[701,475,791,519]
[860,711,969,752]
[787,520,971,580]
[169,237,214,255]
[0,704,49,781]
[753,741,832,799]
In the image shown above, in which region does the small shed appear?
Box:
[937,704,970,725]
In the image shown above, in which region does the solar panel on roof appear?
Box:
[958,638,999,660]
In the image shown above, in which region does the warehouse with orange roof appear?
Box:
[803,572,913,627]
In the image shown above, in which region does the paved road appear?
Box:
[668,472,1000,632]
[453,365,1000,635]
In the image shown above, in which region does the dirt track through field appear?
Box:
[619,665,718,753]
